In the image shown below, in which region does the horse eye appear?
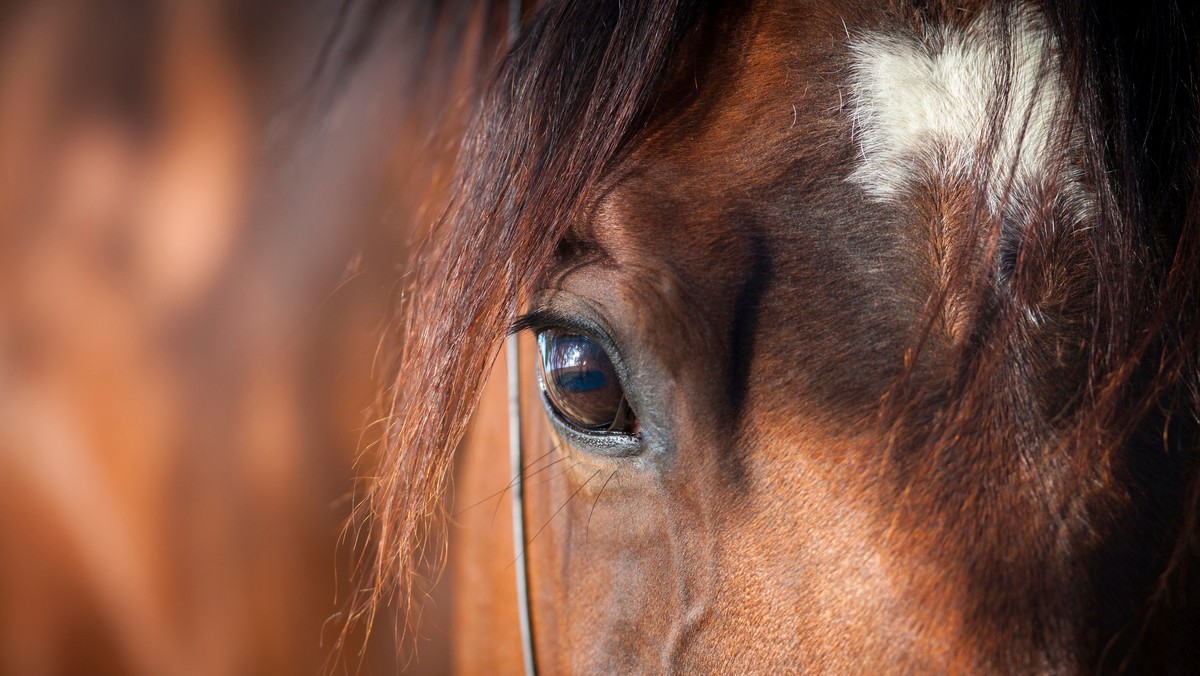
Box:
[536,330,635,434]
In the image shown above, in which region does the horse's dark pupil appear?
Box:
[537,330,629,432]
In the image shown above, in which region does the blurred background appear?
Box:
[0,1,491,673]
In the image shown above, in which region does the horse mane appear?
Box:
[352,0,713,641]
[355,0,1200,661]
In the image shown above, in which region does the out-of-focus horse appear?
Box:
[0,1,475,673]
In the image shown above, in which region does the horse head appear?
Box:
[367,1,1200,671]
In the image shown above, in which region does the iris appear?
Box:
[536,330,633,433]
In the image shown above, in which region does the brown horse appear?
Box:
[360,0,1200,672]
[0,1,458,673]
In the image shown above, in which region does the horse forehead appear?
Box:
[589,1,1074,288]
[576,1,1079,422]
[847,5,1072,206]
[610,1,1067,205]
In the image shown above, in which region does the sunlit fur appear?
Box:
[848,5,1076,210]
[362,0,1200,671]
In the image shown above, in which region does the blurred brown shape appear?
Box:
[0,0,463,673]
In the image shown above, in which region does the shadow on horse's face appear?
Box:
[511,8,962,670]
[460,1,1197,672]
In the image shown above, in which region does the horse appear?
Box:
[354,0,1200,672]
[0,1,445,673]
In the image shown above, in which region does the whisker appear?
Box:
[584,470,618,568]
[492,459,581,528]
[508,469,602,571]
[452,445,561,516]
[530,457,578,488]
[490,454,571,529]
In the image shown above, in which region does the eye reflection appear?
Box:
[536,330,634,433]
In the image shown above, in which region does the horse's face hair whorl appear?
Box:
[848,6,1075,207]
[371,0,1200,672]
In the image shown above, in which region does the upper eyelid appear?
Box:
[510,308,573,335]
[512,309,615,353]
[515,309,629,373]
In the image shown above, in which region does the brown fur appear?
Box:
[0,1,484,673]
[366,0,1200,671]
